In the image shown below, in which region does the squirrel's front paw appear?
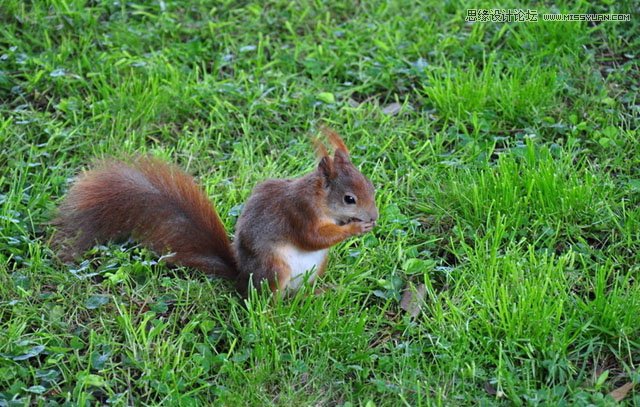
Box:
[349,220,376,236]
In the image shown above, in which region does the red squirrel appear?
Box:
[52,128,379,295]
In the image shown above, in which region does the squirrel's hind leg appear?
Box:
[235,254,292,296]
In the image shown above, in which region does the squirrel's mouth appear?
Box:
[337,217,362,226]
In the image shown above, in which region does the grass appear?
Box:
[1,0,639,405]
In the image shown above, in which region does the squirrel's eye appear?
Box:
[344,195,356,205]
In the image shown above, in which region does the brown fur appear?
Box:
[320,125,349,153]
[52,157,237,279]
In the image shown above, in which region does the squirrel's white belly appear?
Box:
[277,244,328,291]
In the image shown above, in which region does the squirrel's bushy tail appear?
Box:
[52,157,238,279]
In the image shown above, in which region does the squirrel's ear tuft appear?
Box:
[320,126,350,156]
[312,136,329,159]
[318,156,335,181]
[334,148,350,164]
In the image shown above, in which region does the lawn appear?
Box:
[1,0,639,405]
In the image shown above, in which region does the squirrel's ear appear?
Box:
[313,135,335,182]
[318,156,335,182]
[312,136,329,159]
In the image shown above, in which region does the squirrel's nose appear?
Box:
[369,208,379,223]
